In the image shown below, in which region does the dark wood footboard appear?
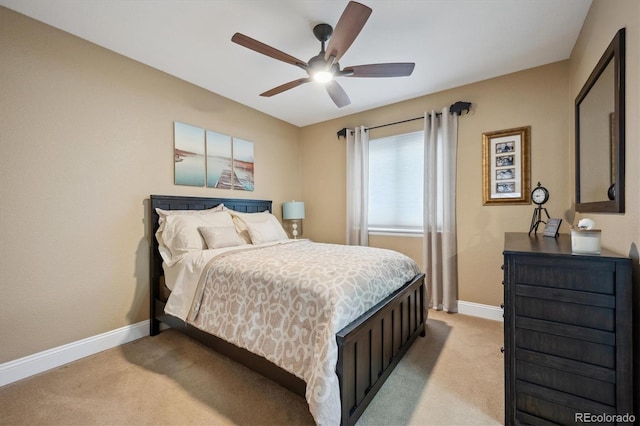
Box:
[336,272,426,426]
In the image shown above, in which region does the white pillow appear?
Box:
[159,211,235,264]
[155,204,225,223]
[198,226,244,249]
[230,211,289,244]
[155,204,227,256]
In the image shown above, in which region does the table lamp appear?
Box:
[282,201,305,239]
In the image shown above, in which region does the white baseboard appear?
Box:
[457,300,504,322]
[0,320,150,387]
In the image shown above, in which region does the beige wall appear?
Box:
[568,0,640,412]
[0,8,301,363]
[2,0,639,372]
[301,61,572,307]
[569,0,640,257]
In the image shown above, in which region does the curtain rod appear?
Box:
[336,100,471,139]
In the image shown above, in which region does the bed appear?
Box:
[149,195,427,426]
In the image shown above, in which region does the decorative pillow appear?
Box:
[158,211,235,264]
[230,211,289,244]
[244,219,289,245]
[198,226,244,249]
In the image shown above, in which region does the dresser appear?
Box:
[503,232,632,425]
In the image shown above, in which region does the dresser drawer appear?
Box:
[513,256,615,294]
[515,286,615,331]
[515,328,614,368]
[516,382,617,426]
[516,359,615,405]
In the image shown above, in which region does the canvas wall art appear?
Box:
[174,121,255,191]
[174,122,205,187]
[232,138,254,191]
[206,130,232,189]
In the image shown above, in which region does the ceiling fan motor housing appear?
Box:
[308,54,339,77]
[313,23,333,43]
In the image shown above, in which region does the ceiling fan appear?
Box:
[231,1,415,108]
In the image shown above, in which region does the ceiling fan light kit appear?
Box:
[313,70,334,83]
[231,1,415,108]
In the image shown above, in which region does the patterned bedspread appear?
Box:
[166,239,421,426]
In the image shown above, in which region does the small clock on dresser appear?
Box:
[531,184,549,205]
[528,182,550,235]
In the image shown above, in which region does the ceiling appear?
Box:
[1,0,592,127]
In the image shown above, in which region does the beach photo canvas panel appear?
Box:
[174,121,205,187]
[232,138,254,191]
[206,130,232,189]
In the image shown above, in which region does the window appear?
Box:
[368,131,423,234]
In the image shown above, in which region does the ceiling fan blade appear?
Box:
[324,1,372,64]
[232,33,308,68]
[260,78,311,97]
[343,63,415,78]
[325,80,351,108]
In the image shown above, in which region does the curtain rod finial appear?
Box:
[337,128,348,140]
[450,101,472,116]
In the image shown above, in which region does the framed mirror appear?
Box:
[575,28,625,213]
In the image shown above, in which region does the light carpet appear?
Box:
[0,310,504,425]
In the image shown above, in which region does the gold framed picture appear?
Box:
[482,126,531,205]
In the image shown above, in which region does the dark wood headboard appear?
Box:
[149,195,272,331]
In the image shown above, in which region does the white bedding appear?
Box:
[163,239,421,426]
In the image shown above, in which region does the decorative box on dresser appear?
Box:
[502,232,633,425]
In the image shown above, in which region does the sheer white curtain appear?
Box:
[423,108,459,312]
[346,126,369,246]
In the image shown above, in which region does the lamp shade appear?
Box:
[282,201,305,220]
